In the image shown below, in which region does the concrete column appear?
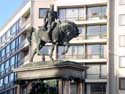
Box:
[58,80,63,94]
[16,85,20,94]
[77,81,84,94]
[27,82,32,92]
[63,80,71,94]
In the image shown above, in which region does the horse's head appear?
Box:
[63,21,79,41]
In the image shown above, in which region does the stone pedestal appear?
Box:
[14,61,87,94]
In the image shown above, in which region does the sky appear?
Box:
[0,0,24,29]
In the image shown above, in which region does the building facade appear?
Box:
[109,0,125,94]
[0,0,110,94]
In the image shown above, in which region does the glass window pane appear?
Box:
[78,8,85,20]
[119,78,125,90]
[91,83,106,93]
[87,25,100,39]
[11,40,16,50]
[101,6,107,19]
[100,25,107,38]
[4,76,8,84]
[58,45,85,59]
[1,49,5,57]
[66,8,78,21]
[0,79,3,87]
[39,8,48,18]
[101,64,107,78]
[10,73,14,81]
[120,0,125,5]
[1,64,4,72]
[86,64,100,79]
[87,44,105,59]
[10,56,15,67]
[5,60,9,69]
[6,30,11,39]
[119,15,125,26]
[87,7,100,20]
[119,56,125,67]
[59,7,85,21]
[59,9,66,21]
[119,36,125,47]
[6,45,10,54]
[11,24,17,35]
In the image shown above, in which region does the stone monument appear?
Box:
[13,4,87,94]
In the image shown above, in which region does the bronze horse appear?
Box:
[27,20,79,62]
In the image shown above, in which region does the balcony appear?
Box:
[87,33,107,40]
[87,54,106,59]
[86,74,107,79]
[18,55,29,66]
[21,17,31,32]
[19,39,29,49]
[59,55,85,60]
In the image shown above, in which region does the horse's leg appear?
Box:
[62,41,70,55]
[50,43,56,62]
[36,39,41,55]
[29,48,37,62]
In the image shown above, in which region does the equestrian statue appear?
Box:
[26,4,79,62]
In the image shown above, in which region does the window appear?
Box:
[119,78,125,90]
[39,8,48,18]
[11,40,16,52]
[120,0,125,5]
[119,56,125,67]
[0,79,3,88]
[77,26,85,40]
[4,76,9,85]
[6,45,10,57]
[6,30,11,39]
[9,73,15,82]
[58,45,85,59]
[40,46,51,55]
[87,44,106,59]
[1,48,5,58]
[59,7,85,21]
[10,56,15,68]
[91,83,106,94]
[119,15,125,26]
[86,64,107,79]
[5,60,10,73]
[100,64,107,78]
[87,25,107,39]
[87,6,107,20]
[119,35,125,47]
[0,64,4,75]
[1,35,6,43]
[11,24,17,35]
[86,64,100,79]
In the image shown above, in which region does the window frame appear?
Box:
[39,8,49,18]
[119,78,125,90]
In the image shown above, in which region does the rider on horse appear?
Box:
[43,4,58,41]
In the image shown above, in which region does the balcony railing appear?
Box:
[18,55,29,66]
[21,17,31,31]
[58,55,85,60]
[87,33,107,39]
[87,15,107,20]
[19,39,29,49]
[86,74,107,79]
[87,54,106,59]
